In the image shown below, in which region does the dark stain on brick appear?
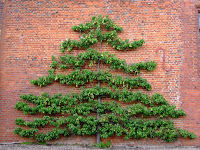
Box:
[108,10,112,14]
[78,3,86,5]
[32,57,38,61]
[37,1,41,5]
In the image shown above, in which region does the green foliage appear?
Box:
[30,69,152,90]
[14,127,38,139]
[14,15,196,144]
[35,128,69,142]
[178,129,197,139]
[60,30,98,52]
[52,48,156,74]
[61,15,144,52]
[60,29,144,52]
[99,116,194,142]
[14,114,195,142]
[14,86,192,142]
[14,86,195,142]
[20,142,47,145]
[15,87,186,118]
[96,141,111,148]
[72,15,122,32]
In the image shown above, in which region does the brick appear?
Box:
[0,0,199,146]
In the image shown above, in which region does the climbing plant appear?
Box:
[14,15,196,145]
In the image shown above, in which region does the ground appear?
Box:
[0,144,199,150]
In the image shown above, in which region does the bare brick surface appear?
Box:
[0,0,199,146]
[0,0,4,39]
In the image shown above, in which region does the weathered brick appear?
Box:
[0,0,199,146]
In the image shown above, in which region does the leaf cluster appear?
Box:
[15,84,196,143]
[60,30,98,52]
[60,15,145,52]
[99,115,196,142]
[72,15,123,32]
[53,48,157,74]
[30,69,152,90]
[14,114,97,142]
[60,30,145,52]
[14,98,196,142]
[15,86,185,119]
[14,114,196,142]
[96,141,111,148]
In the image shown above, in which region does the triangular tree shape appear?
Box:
[14,15,196,146]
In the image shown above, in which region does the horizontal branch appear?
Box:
[52,48,157,74]
[30,69,152,90]
[14,114,196,142]
[15,86,185,118]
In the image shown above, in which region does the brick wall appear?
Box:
[0,0,4,40]
[0,0,199,146]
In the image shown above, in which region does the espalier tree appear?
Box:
[14,15,196,145]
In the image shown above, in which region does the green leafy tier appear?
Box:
[14,15,196,144]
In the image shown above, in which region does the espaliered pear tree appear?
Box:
[14,15,196,145]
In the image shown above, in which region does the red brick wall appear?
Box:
[0,0,4,41]
[0,0,199,146]
[180,0,200,146]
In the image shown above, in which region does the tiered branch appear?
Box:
[15,87,196,142]
[14,15,196,145]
